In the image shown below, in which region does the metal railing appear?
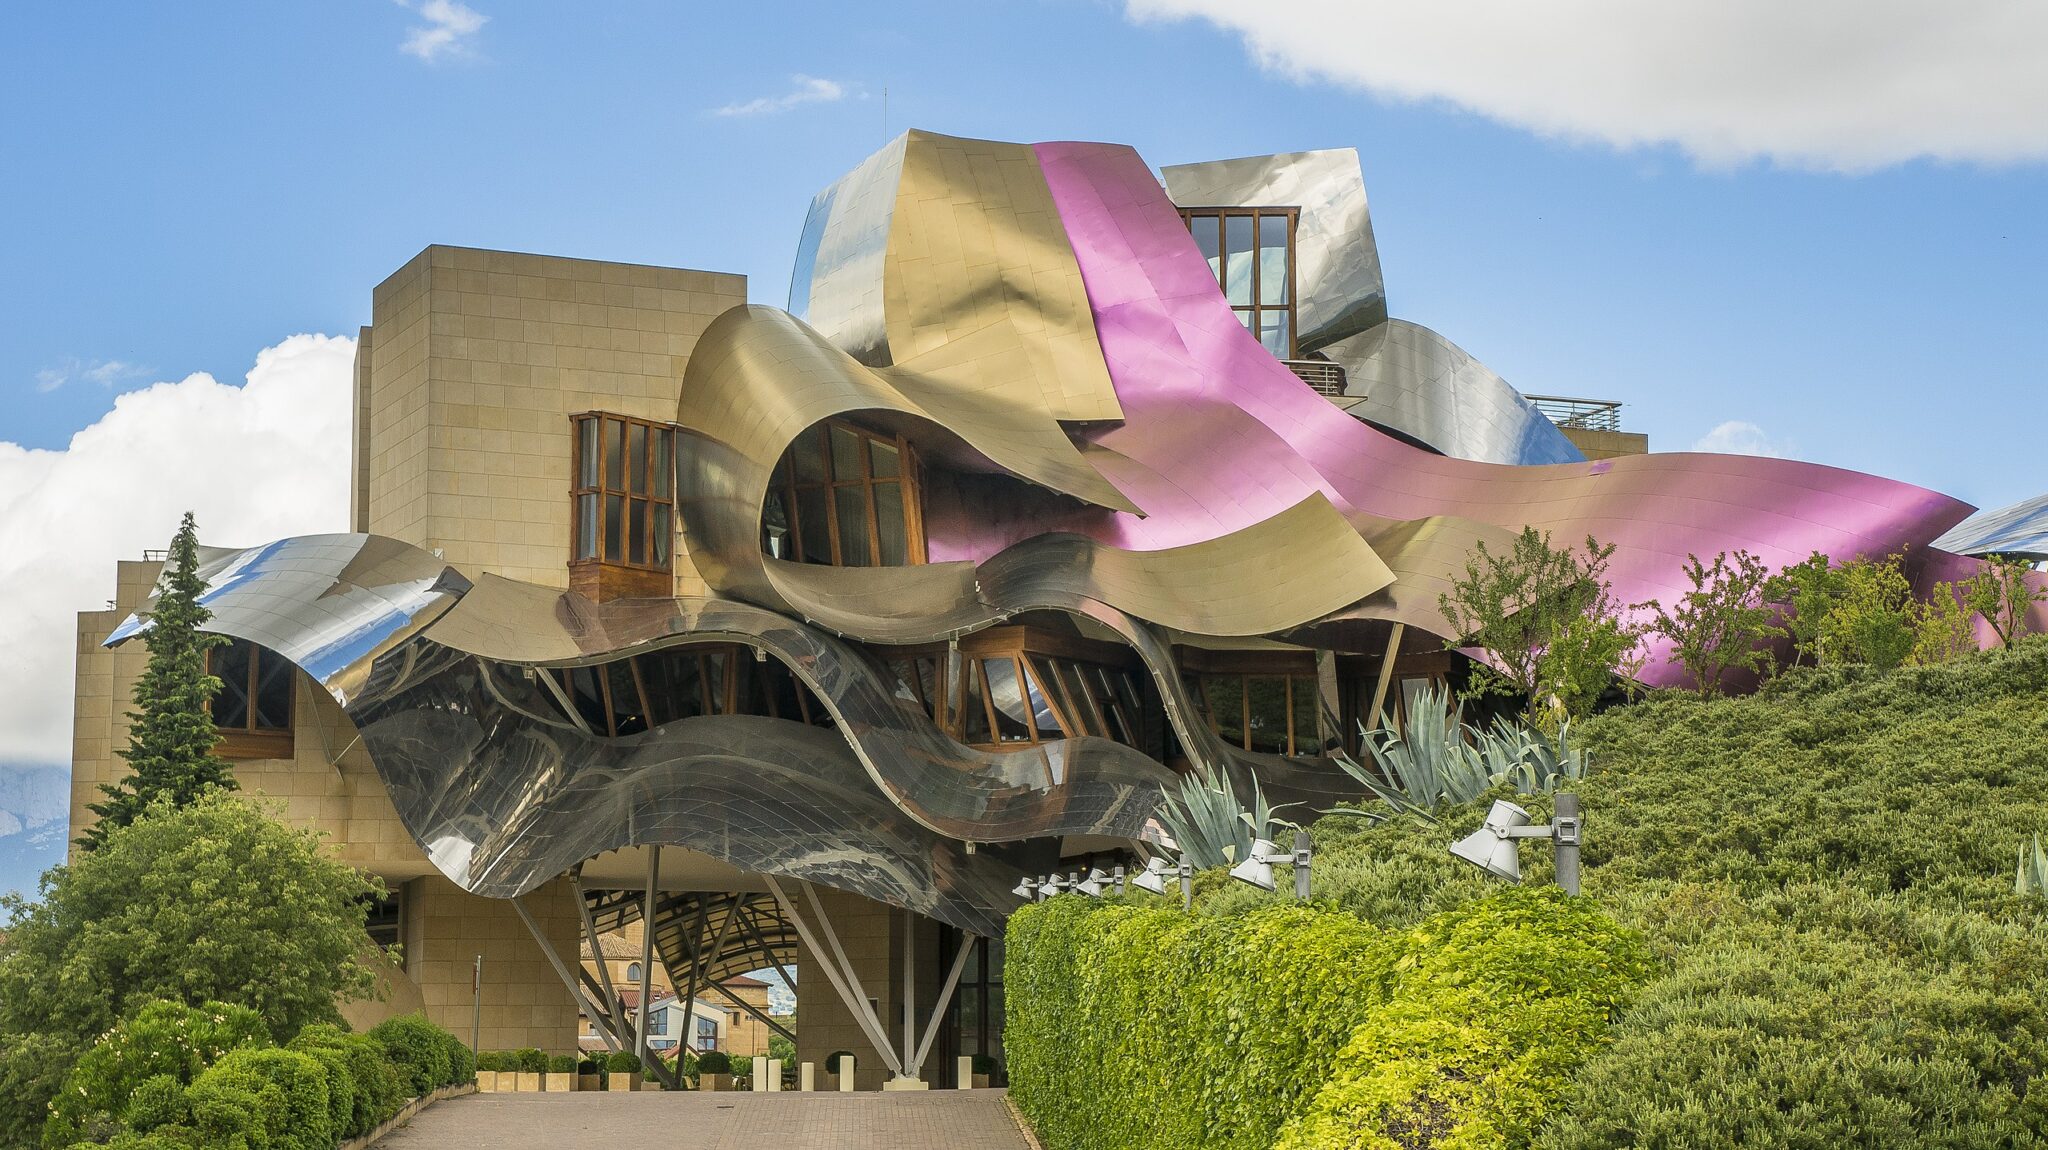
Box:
[1523,394,1623,432]
[1284,359,1347,397]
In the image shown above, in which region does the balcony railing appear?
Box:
[1285,359,1347,397]
[1523,394,1623,432]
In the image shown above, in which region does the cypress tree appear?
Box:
[79,511,236,850]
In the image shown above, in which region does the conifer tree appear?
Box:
[78,512,235,850]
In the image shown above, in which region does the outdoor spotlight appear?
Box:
[1075,867,1111,898]
[1447,794,1583,895]
[1012,876,1037,900]
[1131,857,1176,896]
[1039,872,1069,899]
[1228,838,1285,892]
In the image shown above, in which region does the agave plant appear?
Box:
[1155,761,1296,868]
[2018,833,2048,897]
[1329,681,1593,823]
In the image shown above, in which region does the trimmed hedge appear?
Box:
[1007,887,1649,1149]
[52,1009,468,1150]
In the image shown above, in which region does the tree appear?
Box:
[1762,551,1839,667]
[1910,580,1978,666]
[80,512,235,851]
[0,795,379,1146]
[1438,528,1650,723]
[1816,555,1918,671]
[1651,550,1781,695]
[1959,556,2047,649]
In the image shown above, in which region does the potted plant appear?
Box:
[514,1048,547,1092]
[576,1056,602,1093]
[474,1051,506,1092]
[971,1053,996,1089]
[825,1050,854,1091]
[697,1050,733,1091]
[545,1053,578,1092]
[605,1049,643,1091]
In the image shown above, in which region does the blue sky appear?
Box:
[2,1,2045,776]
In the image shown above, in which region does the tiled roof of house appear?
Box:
[579,934,641,960]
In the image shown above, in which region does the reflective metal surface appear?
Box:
[1161,148,1387,350]
[1932,492,2048,560]
[1320,319,1585,466]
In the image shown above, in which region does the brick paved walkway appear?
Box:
[374,1089,1034,1149]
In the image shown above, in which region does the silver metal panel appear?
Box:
[788,132,906,365]
[1161,148,1387,351]
[1932,492,2048,560]
[1321,319,1585,466]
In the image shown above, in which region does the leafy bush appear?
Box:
[513,1047,547,1074]
[185,1048,331,1150]
[474,1050,506,1072]
[546,1054,576,1074]
[1006,889,1647,1150]
[289,1023,401,1136]
[696,1050,732,1075]
[121,1075,187,1133]
[604,1050,642,1074]
[367,1014,452,1096]
[42,999,267,1146]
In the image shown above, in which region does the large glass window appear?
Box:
[571,412,675,571]
[208,637,293,736]
[549,644,834,739]
[884,628,1151,757]
[761,420,923,567]
[1196,672,1322,755]
[1179,207,1297,358]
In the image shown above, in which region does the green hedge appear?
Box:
[1007,887,1649,1150]
[50,1009,468,1150]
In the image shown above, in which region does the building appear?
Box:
[71,130,2035,1090]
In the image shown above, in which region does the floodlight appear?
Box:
[1448,800,1531,882]
[1447,795,1583,894]
[1011,876,1037,900]
[1075,867,1111,897]
[1038,872,1069,899]
[1131,857,1176,896]
[1229,838,1285,892]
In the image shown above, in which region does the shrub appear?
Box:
[185,1048,331,1150]
[122,1075,188,1132]
[289,1023,401,1135]
[367,1014,452,1096]
[42,999,267,1147]
[546,1054,576,1074]
[513,1047,548,1074]
[604,1050,642,1074]
[696,1050,732,1075]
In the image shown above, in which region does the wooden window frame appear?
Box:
[551,643,831,738]
[207,638,295,760]
[1177,207,1300,359]
[891,626,1145,753]
[765,419,927,568]
[570,411,676,575]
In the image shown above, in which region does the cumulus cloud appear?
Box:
[1692,420,1794,458]
[0,335,355,767]
[1124,0,2048,171]
[398,0,487,62]
[712,75,851,118]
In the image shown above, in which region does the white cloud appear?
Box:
[398,0,487,62]
[1124,0,2048,171]
[0,335,356,766]
[713,75,851,118]
[1692,420,1794,458]
[34,358,146,394]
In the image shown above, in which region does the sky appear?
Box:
[3,0,2047,775]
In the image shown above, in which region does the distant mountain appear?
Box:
[0,766,70,903]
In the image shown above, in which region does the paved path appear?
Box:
[375,1089,1034,1150]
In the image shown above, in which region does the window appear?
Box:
[885,627,1152,758]
[1178,646,1331,757]
[207,637,293,758]
[625,962,642,984]
[1179,208,1297,358]
[695,1015,718,1051]
[548,644,835,739]
[761,420,924,567]
[571,412,675,570]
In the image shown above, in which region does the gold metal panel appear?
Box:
[883,130,1124,424]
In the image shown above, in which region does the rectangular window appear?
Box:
[206,637,295,759]
[887,627,1150,754]
[762,420,925,568]
[571,412,677,573]
[1178,207,1299,359]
